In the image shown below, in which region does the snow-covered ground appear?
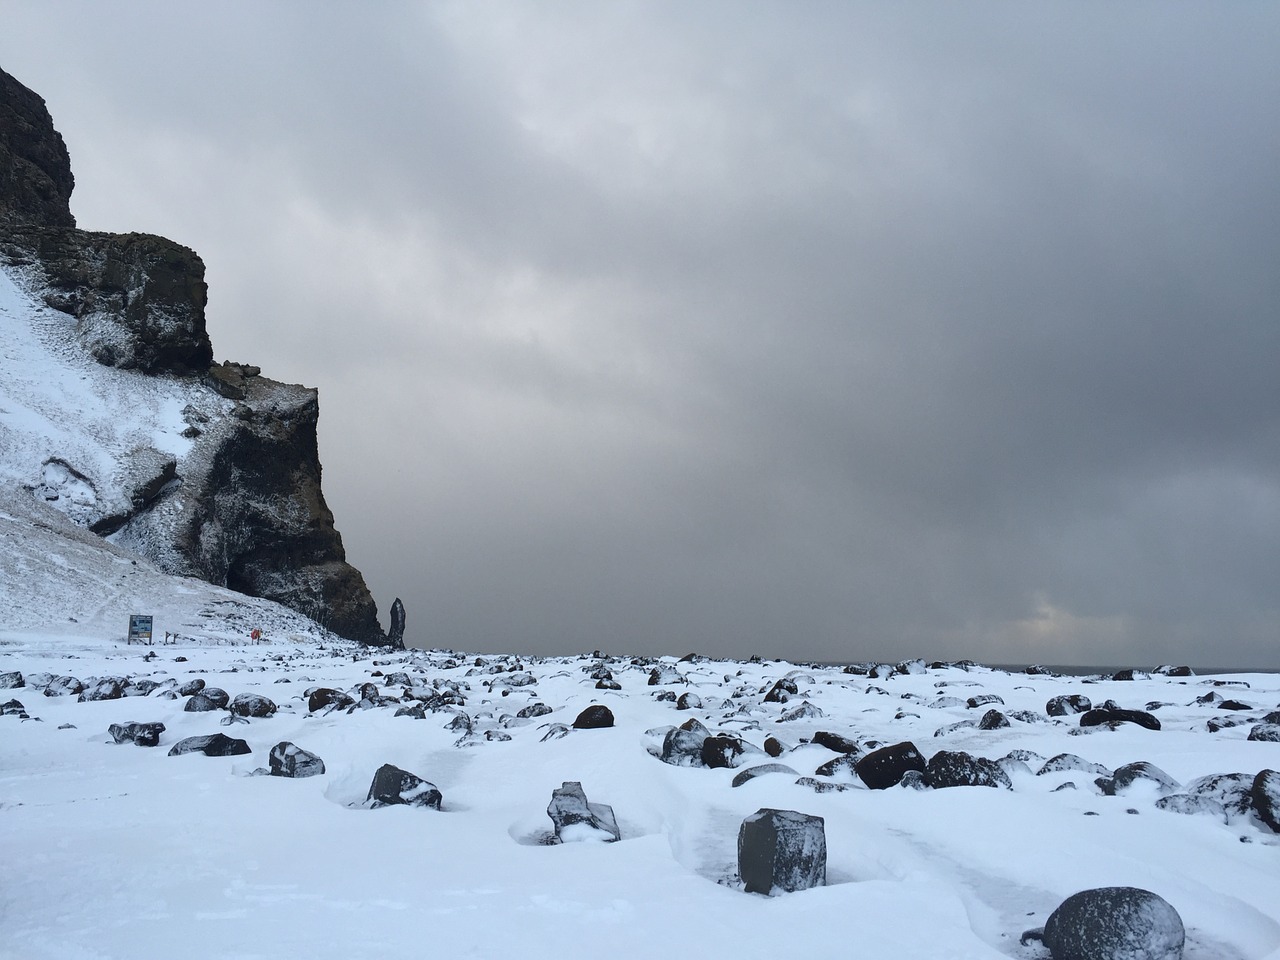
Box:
[2,631,1278,960]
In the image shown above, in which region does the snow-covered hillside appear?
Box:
[2,634,1279,960]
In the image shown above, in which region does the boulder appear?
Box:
[108,721,165,747]
[811,731,859,754]
[571,704,614,729]
[1155,794,1228,822]
[367,763,442,809]
[387,597,406,650]
[1,698,28,716]
[1095,762,1180,798]
[229,693,277,719]
[814,754,859,780]
[547,781,619,843]
[177,678,206,697]
[701,734,756,769]
[79,677,125,702]
[731,763,799,788]
[1251,769,1280,833]
[167,733,251,757]
[648,664,682,686]
[517,702,552,719]
[42,676,84,697]
[1046,694,1092,717]
[676,692,702,711]
[1080,708,1161,731]
[1036,754,1112,778]
[978,709,1010,730]
[763,736,787,758]
[966,694,1003,709]
[778,701,823,721]
[307,687,355,713]
[738,808,826,896]
[268,741,325,778]
[1037,886,1184,960]
[764,678,799,703]
[394,702,426,719]
[0,671,23,689]
[1247,723,1280,743]
[660,719,709,766]
[856,741,927,790]
[926,750,1012,789]
[1184,772,1255,819]
[184,692,222,712]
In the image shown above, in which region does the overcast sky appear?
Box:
[4,2,1278,666]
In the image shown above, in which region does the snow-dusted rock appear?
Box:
[1046,694,1092,716]
[701,733,760,769]
[167,733,251,757]
[926,750,1012,789]
[1,698,28,716]
[177,678,206,697]
[1247,723,1280,742]
[978,709,1010,730]
[367,764,442,809]
[306,687,355,713]
[42,675,83,697]
[732,763,799,788]
[737,808,826,896]
[660,718,710,766]
[547,781,619,843]
[108,721,165,747]
[79,677,125,702]
[1095,762,1179,798]
[1252,769,1280,833]
[1037,886,1184,960]
[229,693,277,718]
[811,731,859,754]
[855,741,926,790]
[0,671,23,689]
[1037,754,1112,778]
[1080,707,1160,731]
[268,741,325,778]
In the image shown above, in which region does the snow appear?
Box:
[2,631,1279,960]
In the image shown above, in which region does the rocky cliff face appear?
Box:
[0,66,387,644]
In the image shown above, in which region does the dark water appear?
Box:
[812,660,1276,676]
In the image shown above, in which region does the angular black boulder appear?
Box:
[268,741,325,778]
[926,750,1012,789]
[855,741,926,790]
[547,781,619,842]
[811,731,859,754]
[367,763,442,809]
[701,734,752,769]
[307,687,355,714]
[1040,886,1184,960]
[738,808,826,896]
[167,733,251,757]
[1047,694,1092,717]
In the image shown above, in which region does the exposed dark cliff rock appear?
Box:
[0,65,386,645]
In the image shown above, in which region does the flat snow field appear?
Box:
[1,637,1279,960]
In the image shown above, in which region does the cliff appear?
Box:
[0,66,387,644]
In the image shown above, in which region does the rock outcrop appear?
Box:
[0,66,385,644]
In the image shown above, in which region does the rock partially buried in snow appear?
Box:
[547,781,619,842]
[167,733,251,757]
[926,750,1012,789]
[268,741,325,778]
[108,721,165,747]
[1252,769,1280,833]
[1080,707,1161,731]
[0,671,23,689]
[229,693,277,718]
[856,741,926,789]
[737,808,826,896]
[1035,886,1185,960]
[367,763,442,809]
[571,704,614,729]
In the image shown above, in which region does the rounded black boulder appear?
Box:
[811,731,859,755]
[168,733,251,757]
[1040,887,1184,960]
[701,734,750,769]
[572,704,614,729]
[229,693,277,719]
[177,678,206,697]
[307,687,355,713]
[855,741,926,790]
[367,763,442,809]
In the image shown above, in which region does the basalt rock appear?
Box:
[1034,886,1185,960]
[268,741,325,778]
[855,741,926,790]
[547,781,619,842]
[387,598,406,650]
[367,764,442,809]
[737,808,826,896]
[167,733,252,757]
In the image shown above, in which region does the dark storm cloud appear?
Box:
[3,2,1278,665]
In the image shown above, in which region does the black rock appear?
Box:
[898,769,930,790]
[108,721,165,747]
[855,741,926,790]
[1154,665,1194,677]
[978,709,1010,730]
[0,671,23,689]
[307,687,355,713]
[79,677,125,702]
[763,736,787,758]
[795,777,856,794]
[387,597,407,650]
[1039,886,1184,960]
[1184,772,1255,818]
[178,678,206,697]
[229,693,277,718]
[595,678,622,690]
[183,692,220,712]
[731,763,799,788]
[167,733,251,757]
[367,763,442,809]
[1080,708,1161,731]
[517,702,552,719]
[572,704,614,729]
[648,664,681,686]
[926,750,1012,789]
[124,679,161,697]
[1155,794,1228,822]
[547,781,619,842]
[1248,723,1280,743]
[702,734,753,769]
[268,741,325,778]
[1037,754,1112,778]
[43,676,83,697]
[738,808,826,895]
[966,694,1003,709]
[1046,694,1092,717]
[1251,769,1280,833]
[1095,761,1179,797]
[811,731,859,754]
[814,753,859,779]
[1,698,28,716]
[1112,669,1141,681]
[660,720,709,766]
[764,678,799,703]
[676,692,702,710]
[394,702,426,719]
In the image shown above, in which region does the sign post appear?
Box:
[128,615,154,645]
